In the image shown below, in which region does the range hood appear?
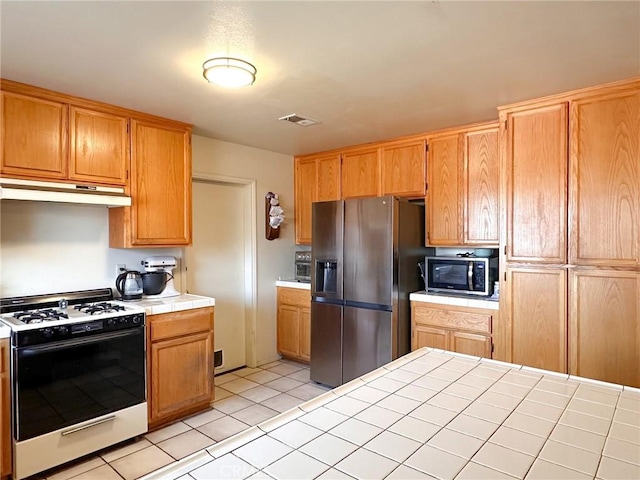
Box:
[0,177,131,207]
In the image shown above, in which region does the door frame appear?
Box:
[190,172,258,368]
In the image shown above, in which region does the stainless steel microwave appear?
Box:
[426,256,498,296]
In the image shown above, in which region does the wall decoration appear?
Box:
[265,192,285,240]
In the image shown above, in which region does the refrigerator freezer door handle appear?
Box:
[312,296,344,306]
[344,300,392,312]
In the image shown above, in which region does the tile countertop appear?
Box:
[276,280,311,290]
[128,294,215,316]
[411,291,499,310]
[141,348,640,480]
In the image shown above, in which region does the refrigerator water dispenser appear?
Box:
[315,260,337,293]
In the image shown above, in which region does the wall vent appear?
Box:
[278,113,320,127]
[214,349,224,368]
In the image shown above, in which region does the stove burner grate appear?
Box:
[14,308,69,324]
[74,302,125,315]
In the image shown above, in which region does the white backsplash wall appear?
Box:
[0,200,183,297]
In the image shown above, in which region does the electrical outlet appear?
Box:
[115,264,126,276]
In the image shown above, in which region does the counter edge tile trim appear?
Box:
[275,280,311,290]
[410,292,499,310]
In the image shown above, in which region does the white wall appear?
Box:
[191,135,296,367]
[0,201,183,297]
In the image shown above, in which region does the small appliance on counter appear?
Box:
[115,269,144,300]
[294,251,312,282]
[141,256,180,298]
[425,254,498,296]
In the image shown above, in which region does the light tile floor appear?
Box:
[35,359,330,480]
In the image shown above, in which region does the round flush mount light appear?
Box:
[202,57,257,87]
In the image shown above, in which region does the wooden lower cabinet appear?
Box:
[0,339,10,478]
[570,270,639,388]
[147,307,214,430]
[411,302,495,358]
[504,267,567,373]
[277,287,311,363]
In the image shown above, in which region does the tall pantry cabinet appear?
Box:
[499,78,640,386]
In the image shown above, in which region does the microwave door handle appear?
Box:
[468,263,474,291]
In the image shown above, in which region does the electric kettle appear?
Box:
[115,270,144,300]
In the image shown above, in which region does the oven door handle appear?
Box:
[61,415,116,436]
[468,262,474,291]
[17,327,143,356]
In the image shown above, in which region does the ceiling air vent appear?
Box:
[278,113,319,127]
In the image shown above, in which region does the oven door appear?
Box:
[295,261,311,282]
[13,326,146,442]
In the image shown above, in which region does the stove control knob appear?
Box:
[58,326,69,335]
[42,328,54,338]
[107,318,116,326]
[133,315,141,324]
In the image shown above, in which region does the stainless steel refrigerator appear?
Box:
[310,196,431,387]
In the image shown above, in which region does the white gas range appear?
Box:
[0,288,148,480]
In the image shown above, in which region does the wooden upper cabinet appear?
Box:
[110,119,192,247]
[294,153,340,245]
[341,146,380,198]
[380,137,426,197]
[504,103,568,264]
[427,133,462,245]
[569,88,639,267]
[294,157,317,245]
[1,91,68,179]
[570,270,639,387]
[426,123,499,247]
[464,127,499,245]
[505,266,567,373]
[69,106,128,185]
[317,154,341,201]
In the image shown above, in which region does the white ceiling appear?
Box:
[1,1,639,156]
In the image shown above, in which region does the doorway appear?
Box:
[186,175,257,372]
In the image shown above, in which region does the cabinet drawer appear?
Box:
[413,306,491,334]
[277,287,310,307]
[150,307,214,341]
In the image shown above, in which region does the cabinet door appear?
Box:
[413,324,448,351]
[1,91,67,179]
[569,90,639,267]
[464,127,499,245]
[380,138,426,197]
[317,154,341,201]
[570,270,639,388]
[299,307,311,362]
[505,104,568,263]
[450,331,492,358]
[69,106,128,185]
[506,267,567,372]
[294,157,317,245]
[129,119,191,246]
[277,304,301,358]
[150,331,213,423]
[427,133,461,245]
[341,147,379,198]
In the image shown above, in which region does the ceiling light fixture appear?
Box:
[202,57,257,88]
